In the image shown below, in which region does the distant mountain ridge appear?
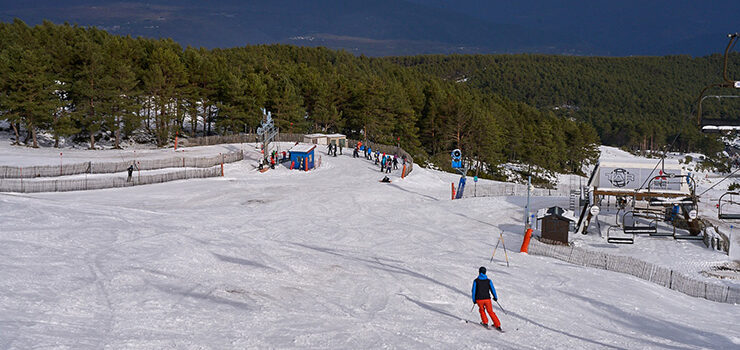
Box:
[0,0,737,56]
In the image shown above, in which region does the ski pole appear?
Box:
[471,304,476,312]
[495,300,508,315]
[490,234,501,262]
[500,232,509,267]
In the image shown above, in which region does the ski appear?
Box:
[464,320,504,332]
[464,320,494,330]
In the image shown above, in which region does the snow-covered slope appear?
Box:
[1,145,738,349]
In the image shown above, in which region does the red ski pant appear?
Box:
[476,299,501,327]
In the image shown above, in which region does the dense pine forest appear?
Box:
[389,53,740,156]
[0,20,601,179]
[4,19,735,180]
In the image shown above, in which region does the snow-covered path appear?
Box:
[1,146,738,349]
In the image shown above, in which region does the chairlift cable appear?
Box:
[699,167,740,197]
[637,132,681,191]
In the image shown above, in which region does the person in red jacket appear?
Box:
[472,266,501,330]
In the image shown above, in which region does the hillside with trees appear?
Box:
[389,54,740,156]
[0,20,600,181]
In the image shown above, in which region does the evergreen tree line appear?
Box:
[389,53,740,156]
[0,20,599,177]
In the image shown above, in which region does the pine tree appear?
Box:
[142,45,186,146]
[183,46,216,136]
[419,80,446,156]
[105,36,140,148]
[269,78,306,133]
[3,22,58,148]
[70,31,113,149]
[50,80,78,148]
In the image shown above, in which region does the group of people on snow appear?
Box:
[259,150,287,170]
[327,143,341,157]
[353,142,406,174]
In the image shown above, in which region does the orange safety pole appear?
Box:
[175,132,178,151]
[401,164,406,178]
[220,153,224,176]
[290,161,294,170]
[520,228,533,253]
[451,183,456,200]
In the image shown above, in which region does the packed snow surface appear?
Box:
[1,144,739,349]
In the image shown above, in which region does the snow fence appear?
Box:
[181,133,304,147]
[0,167,223,193]
[0,150,243,193]
[528,238,740,304]
[0,151,243,179]
[462,182,570,198]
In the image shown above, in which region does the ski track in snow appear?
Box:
[0,143,738,349]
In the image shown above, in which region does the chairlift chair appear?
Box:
[700,117,740,133]
[718,191,740,220]
[606,225,634,244]
[621,211,659,235]
[697,33,740,133]
[672,217,705,240]
[646,173,695,194]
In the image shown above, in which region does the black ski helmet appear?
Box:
[479,266,486,274]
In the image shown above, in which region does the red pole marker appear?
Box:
[451,183,456,200]
[520,228,533,253]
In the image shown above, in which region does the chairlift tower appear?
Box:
[256,108,279,159]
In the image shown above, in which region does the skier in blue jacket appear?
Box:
[472,266,501,330]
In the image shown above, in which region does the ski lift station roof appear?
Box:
[598,158,682,169]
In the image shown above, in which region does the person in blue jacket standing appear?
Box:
[472,266,501,330]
